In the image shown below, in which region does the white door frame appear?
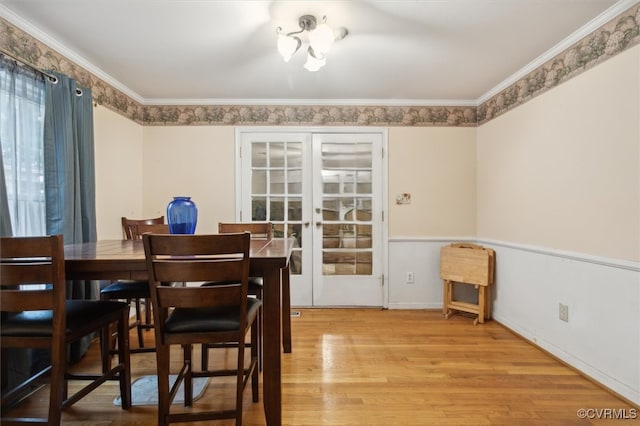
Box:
[234,126,389,308]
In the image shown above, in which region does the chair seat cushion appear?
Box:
[101,280,150,299]
[248,277,263,287]
[165,298,261,333]
[1,300,129,337]
[201,277,262,288]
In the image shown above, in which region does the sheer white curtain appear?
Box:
[0,55,48,388]
[0,55,46,237]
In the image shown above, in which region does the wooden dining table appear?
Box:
[64,237,294,426]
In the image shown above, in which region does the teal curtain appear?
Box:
[43,71,98,359]
[44,71,97,243]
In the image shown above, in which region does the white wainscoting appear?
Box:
[388,237,640,405]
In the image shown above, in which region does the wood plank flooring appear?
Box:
[4,309,637,425]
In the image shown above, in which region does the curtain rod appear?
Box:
[0,47,83,96]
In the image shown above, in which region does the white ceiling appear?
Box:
[0,0,633,106]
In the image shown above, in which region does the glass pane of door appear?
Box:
[250,140,303,273]
[320,142,373,276]
[312,133,383,307]
[241,133,313,306]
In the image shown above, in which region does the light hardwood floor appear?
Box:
[5,309,637,425]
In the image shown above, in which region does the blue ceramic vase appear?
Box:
[167,196,197,234]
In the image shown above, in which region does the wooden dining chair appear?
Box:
[100,216,165,369]
[200,222,268,370]
[223,222,292,354]
[220,222,293,354]
[143,232,260,426]
[202,222,292,370]
[0,235,132,424]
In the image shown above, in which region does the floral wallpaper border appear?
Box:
[478,3,640,124]
[1,3,638,127]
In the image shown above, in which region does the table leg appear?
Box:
[281,266,291,353]
[477,286,485,324]
[262,266,282,425]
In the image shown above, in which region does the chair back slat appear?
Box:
[0,262,56,286]
[134,223,169,236]
[153,258,245,284]
[122,216,164,240]
[1,289,53,312]
[145,233,248,257]
[0,235,60,258]
[155,286,241,309]
[219,222,273,239]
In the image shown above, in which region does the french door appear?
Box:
[238,129,385,307]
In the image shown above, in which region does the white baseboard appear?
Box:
[494,312,640,405]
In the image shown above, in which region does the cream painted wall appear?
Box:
[93,106,144,239]
[93,42,638,258]
[477,45,640,262]
[388,127,476,237]
[141,126,236,234]
[135,125,476,238]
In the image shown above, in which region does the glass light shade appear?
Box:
[304,51,326,72]
[309,23,335,54]
[277,34,300,62]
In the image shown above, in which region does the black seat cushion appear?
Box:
[201,278,262,289]
[101,280,150,299]
[1,300,129,337]
[165,298,261,333]
[248,277,263,287]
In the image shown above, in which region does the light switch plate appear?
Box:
[396,193,411,204]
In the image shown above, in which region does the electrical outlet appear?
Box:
[406,272,414,283]
[559,303,569,322]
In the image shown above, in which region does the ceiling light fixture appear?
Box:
[276,15,348,72]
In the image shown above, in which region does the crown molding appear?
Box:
[477,0,640,104]
[143,98,478,107]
